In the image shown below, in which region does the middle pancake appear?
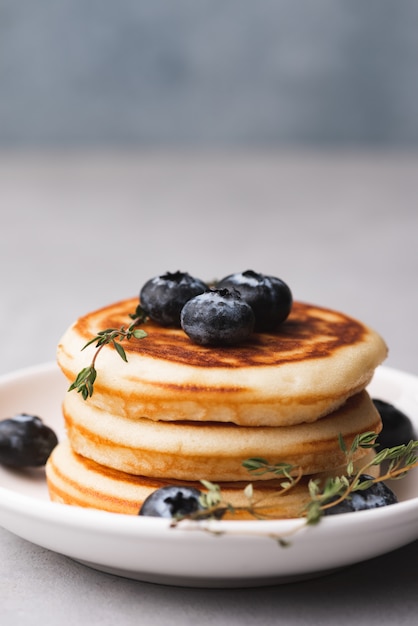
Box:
[63,389,381,481]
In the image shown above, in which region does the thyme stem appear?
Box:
[172,434,418,530]
[68,304,148,399]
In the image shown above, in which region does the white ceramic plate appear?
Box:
[0,363,417,588]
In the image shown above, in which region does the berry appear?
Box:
[324,474,398,516]
[215,270,292,331]
[373,399,416,449]
[0,414,58,467]
[181,289,255,346]
[138,485,203,518]
[140,271,207,327]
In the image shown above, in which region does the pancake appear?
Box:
[62,389,381,481]
[57,297,387,427]
[46,440,380,520]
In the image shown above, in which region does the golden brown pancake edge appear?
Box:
[57,298,388,427]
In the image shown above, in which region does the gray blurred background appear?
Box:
[1,1,418,376]
[1,0,418,147]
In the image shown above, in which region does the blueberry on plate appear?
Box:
[0,413,58,467]
[138,485,204,518]
[372,399,416,449]
[215,270,292,331]
[181,288,255,346]
[323,474,398,516]
[139,271,208,327]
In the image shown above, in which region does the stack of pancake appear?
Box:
[46,297,387,519]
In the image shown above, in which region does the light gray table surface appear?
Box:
[1,149,417,625]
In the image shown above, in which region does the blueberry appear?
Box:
[373,399,416,449]
[138,485,204,518]
[324,474,398,516]
[140,271,208,327]
[181,288,255,346]
[0,414,58,468]
[215,270,292,331]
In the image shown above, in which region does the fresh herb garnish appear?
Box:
[304,432,418,524]
[68,304,148,399]
[170,432,418,535]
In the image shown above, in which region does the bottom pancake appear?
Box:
[46,440,379,520]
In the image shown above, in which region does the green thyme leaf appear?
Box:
[68,365,97,400]
[133,329,147,339]
[338,432,347,453]
[305,501,323,525]
[199,480,222,509]
[243,457,297,478]
[242,457,269,472]
[113,340,127,362]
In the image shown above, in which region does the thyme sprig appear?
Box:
[170,464,304,529]
[171,432,418,534]
[68,304,148,399]
[304,433,418,524]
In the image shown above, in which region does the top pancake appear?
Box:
[57,297,387,427]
